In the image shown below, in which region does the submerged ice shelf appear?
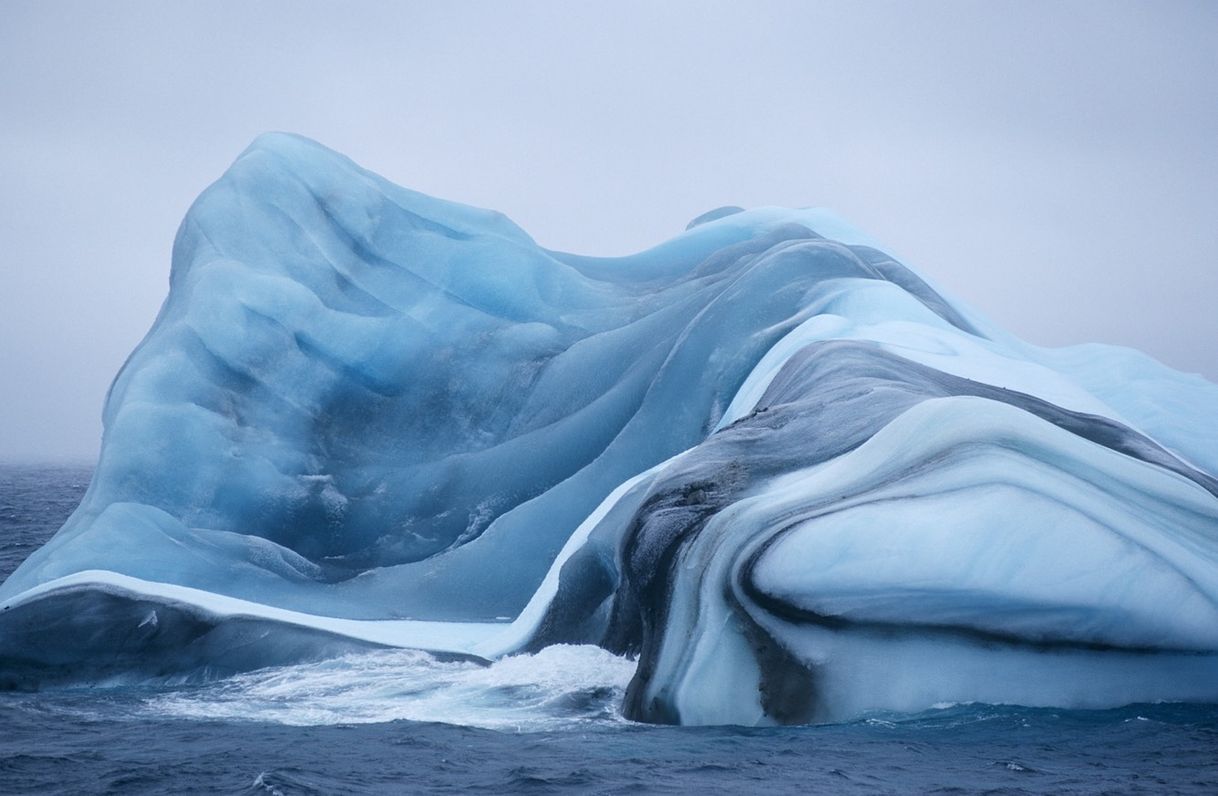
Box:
[2,133,1217,725]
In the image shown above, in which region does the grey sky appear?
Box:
[1,1,1215,462]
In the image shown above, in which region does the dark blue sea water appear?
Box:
[3,464,1218,794]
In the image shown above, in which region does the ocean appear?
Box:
[2,463,1217,794]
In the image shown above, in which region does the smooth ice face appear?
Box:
[2,133,1217,725]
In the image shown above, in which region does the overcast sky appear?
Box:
[1,1,1215,462]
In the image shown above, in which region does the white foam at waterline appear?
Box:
[145,644,637,731]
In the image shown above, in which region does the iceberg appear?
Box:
[2,133,1216,724]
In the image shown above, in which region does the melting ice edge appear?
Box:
[2,133,1217,726]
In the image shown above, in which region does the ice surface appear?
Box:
[2,133,1216,724]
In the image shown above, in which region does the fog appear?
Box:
[1,1,1215,462]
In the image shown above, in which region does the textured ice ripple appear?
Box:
[1,133,1216,725]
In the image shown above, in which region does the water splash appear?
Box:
[146,645,636,731]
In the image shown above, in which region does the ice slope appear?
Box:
[2,133,1216,724]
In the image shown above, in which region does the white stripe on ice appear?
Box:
[0,449,691,661]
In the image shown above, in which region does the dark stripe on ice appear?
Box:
[0,586,487,691]
[557,340,1217,724]
[757,341,1218,500]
